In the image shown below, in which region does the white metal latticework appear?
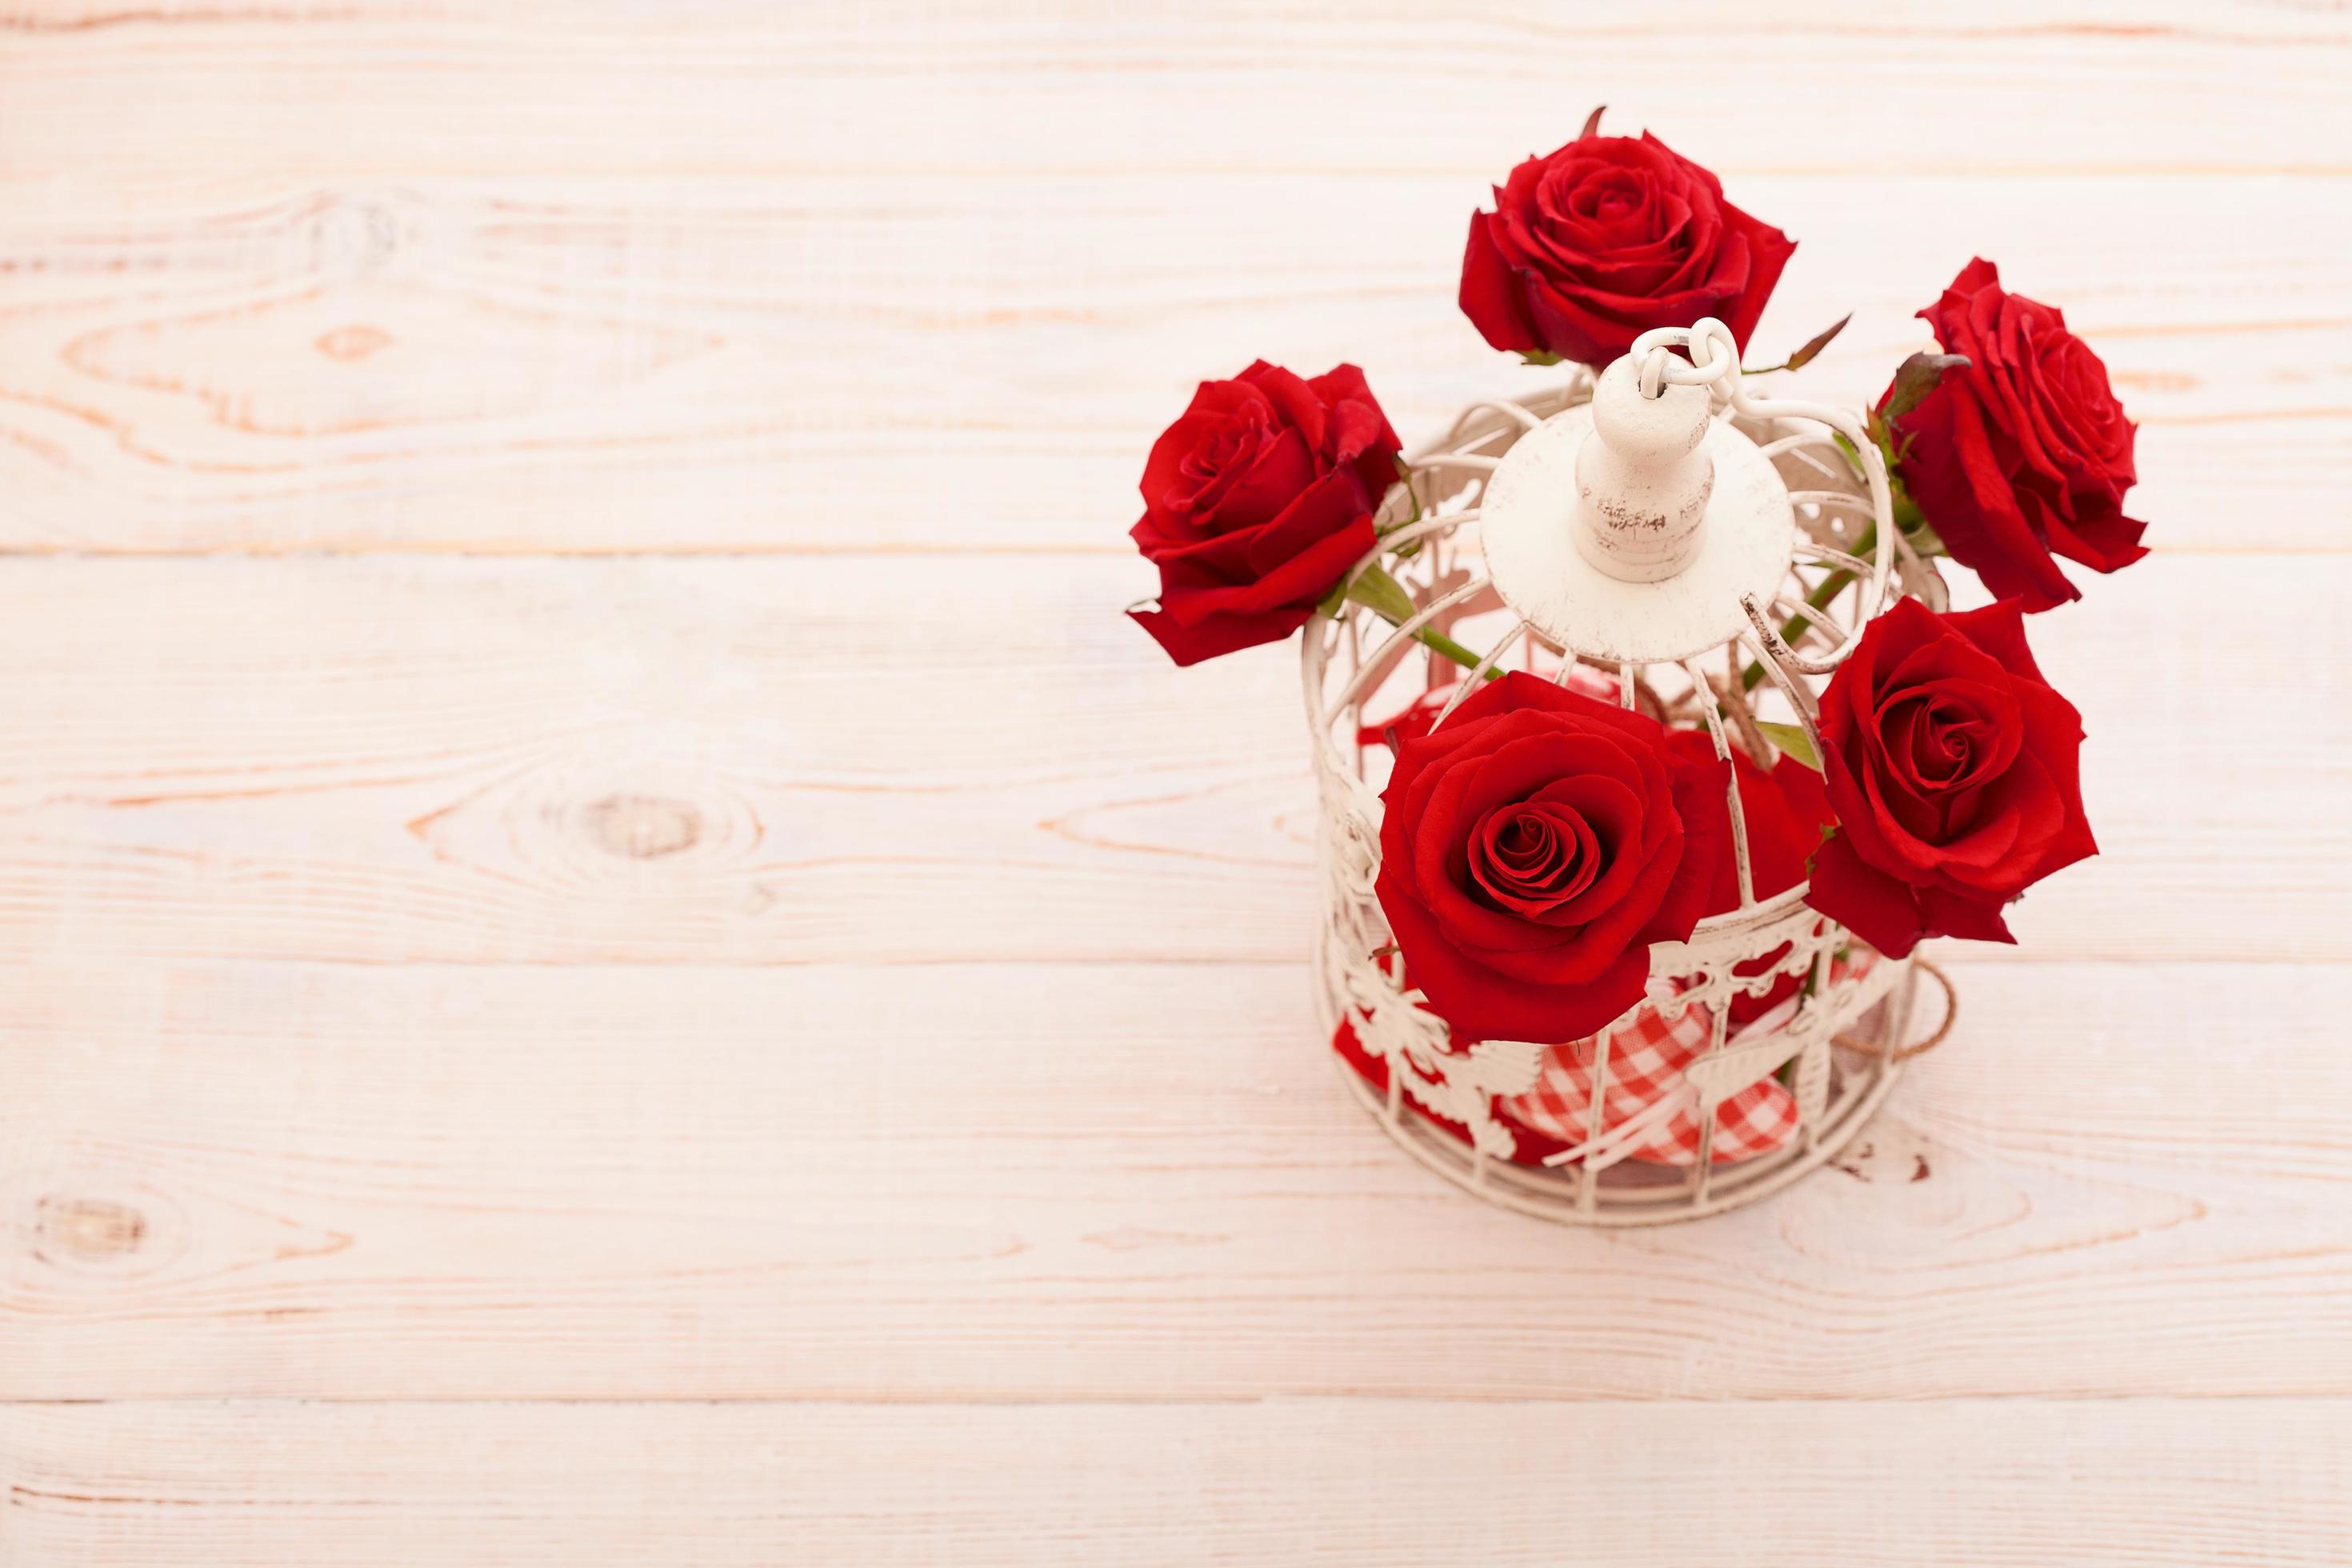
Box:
[1304,325,1954,1224]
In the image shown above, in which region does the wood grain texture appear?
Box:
[0,552,2335,967]
[3,2,2349,1560]
[0,174,2334,554]
[6,1398,2349,1567]
[6,1,2346,182]
[6,957,2349,1401]
[0,4,2343,551]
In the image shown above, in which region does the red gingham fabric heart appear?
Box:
[1346,675,1871,1170]
[1494,996,1801,1167]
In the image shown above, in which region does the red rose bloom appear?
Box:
[1666,730,1836,1023]
[1664,730,1834,918]
[1806,598,2097,957]
[1376,673,1729,1043]
[1887,258,2148,611]
[1127,361,1401,666]
[1459,128,1794,367]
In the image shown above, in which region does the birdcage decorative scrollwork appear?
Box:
[1305,323,1954,1224]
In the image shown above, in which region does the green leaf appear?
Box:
[1881,351,1970,422]
[1345,562,1422,627]
[1518,350,1564,367]
[1868,437,1939,546]
[1891,487,1926,536]
[1743,313,1851,376]
[1757,721,1822,772]
[1377,453,1426,555]
[1830,428,1867,483]
[1785,312,1851,370]
[1578,104,1606,140]
[1336,563,1505,680]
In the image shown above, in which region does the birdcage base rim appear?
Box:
[1334,1042,1905,1226]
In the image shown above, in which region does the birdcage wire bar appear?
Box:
[1303,350,1950,1224]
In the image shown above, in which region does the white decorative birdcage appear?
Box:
[1306,319,1955,1224]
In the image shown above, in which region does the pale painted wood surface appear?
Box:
[6,1400,2348,1566]
[9,957,2352,1402]
[2,2,2349,1563]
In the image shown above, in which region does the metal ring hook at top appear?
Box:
[1634,318,1740,400]
[1627,315,1900,676]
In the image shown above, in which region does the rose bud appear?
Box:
[1886,258,2148,611]
[1458,119,1794,368]
[1805,598,2098,957]
[1127,362,1402,666]
[1375,672,1730,1043]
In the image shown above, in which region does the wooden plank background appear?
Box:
[2,2,2348,1562]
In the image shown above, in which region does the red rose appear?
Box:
[1887,258,2148,611]
[1664,730,1834,917]
[1666,730,1835,1023]
[1376,673,1729,1043]
[1459,128,1794,368]
[1127,361,1401,666]
[1806,598,2097,957]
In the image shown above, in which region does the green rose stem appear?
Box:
[1739,522,1874,693]
[1331,562,1502,682]
[1734,358,1964,690]
[1327,467,1506,682]
[1734,414,1947,694]
[1396,620,1498,677]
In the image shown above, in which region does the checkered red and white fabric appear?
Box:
[1495,996,1800,1168]
[1494,950,1882,1167]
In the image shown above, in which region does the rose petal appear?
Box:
[1894,380,2082,611]
[1806,830,1929,958]
[1914,883,2018,945]
[1458,210,1539,354]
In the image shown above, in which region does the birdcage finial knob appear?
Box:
[1574,355,1716,583]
